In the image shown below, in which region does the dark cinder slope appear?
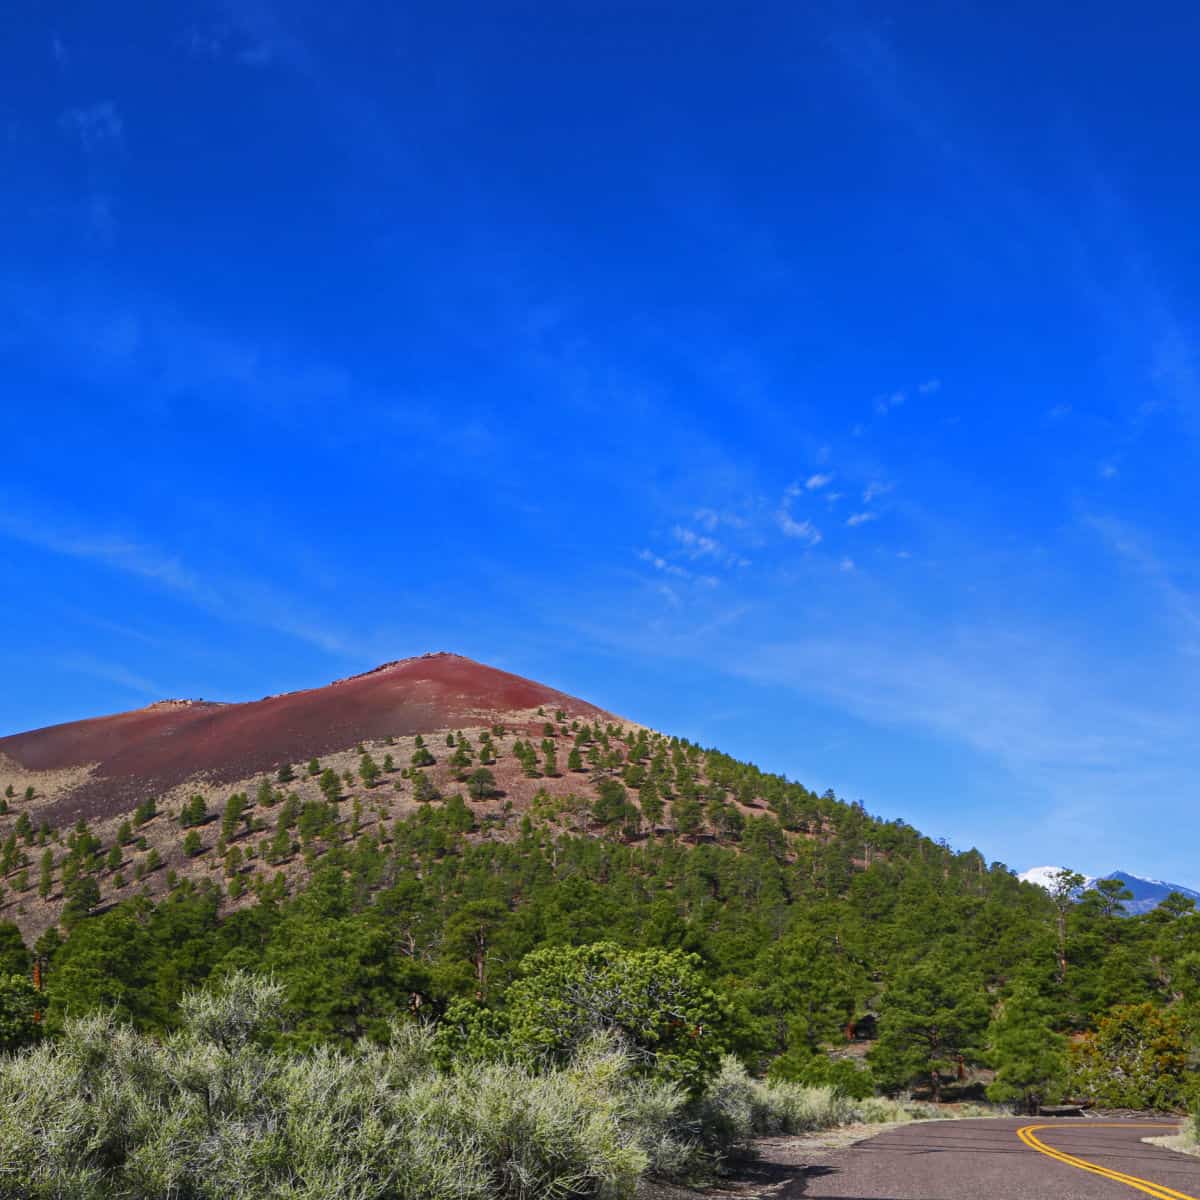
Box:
[0,652,616,823]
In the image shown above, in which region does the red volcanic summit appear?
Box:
[0,652,618,824]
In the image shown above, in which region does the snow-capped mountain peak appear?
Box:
[1017,865,1090,890]
[1019,866,1200,915]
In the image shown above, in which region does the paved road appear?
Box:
[798,1118,1200,1199]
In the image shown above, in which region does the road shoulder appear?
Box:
[1142,1130,1199,1159]
[637,1120,930,1200]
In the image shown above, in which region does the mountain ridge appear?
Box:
[1018,865,1200,914]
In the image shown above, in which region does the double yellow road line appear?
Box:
[1017,1122,1197,1200]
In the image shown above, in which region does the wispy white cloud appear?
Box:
[1098,461,1119,480]
[0,511,200,594]
[736,626,1178,782]
[1150,324,1199,422]
[672,525,722,558]
[776,483,822,545]
[638,548,690,579]
[806,473,834,490]
[693,506,747,531]
[862,481,892,504]
[839,557,856,572]
[667,525,750,569]
[1087,515,1200,644]
[0,506,358,658]
[5,281,423,433]
[54,653,163,699]
[59,102,123,152]
[652,582,681,608]
[874,390,905,415]
[83,194,117,246]
[846,512,877,527]
[918,378,941,395]
[182,23,278,66]
[777,512,822,545]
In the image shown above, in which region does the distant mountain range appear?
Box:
[1018,866,1200,915]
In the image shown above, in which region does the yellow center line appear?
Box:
[1017,1122,1197,1200]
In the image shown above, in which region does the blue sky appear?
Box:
[3,2,1199,886]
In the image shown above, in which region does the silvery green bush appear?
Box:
[0,973,904,1198]
[0,973,688,1199]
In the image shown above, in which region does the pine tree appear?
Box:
[467,769,498,801]
[638,779,664,831]
[221,794,249,843]
[985,983,1067,1113]
[411,772,439,803]
[449,746,472,781]
[871,952,989,1102]
[61,874,99,926]
[38,849,53,899]
[267,827,292,865]
[360,754,380,789]
[181,796,207,828]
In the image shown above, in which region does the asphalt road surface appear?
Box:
[798,1118,1200,1199]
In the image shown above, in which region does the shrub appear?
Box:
[0,974,670,1199]
[0,974,39,1052]
[0,974,986,1199]
[1069,1002,1194,1111]
[501,942,731,1095]
[768,1048,875,1099]
[687,1057,863,1165]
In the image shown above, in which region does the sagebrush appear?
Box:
[0,972,937,1199]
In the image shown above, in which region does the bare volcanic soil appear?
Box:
[0,653,619,825]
